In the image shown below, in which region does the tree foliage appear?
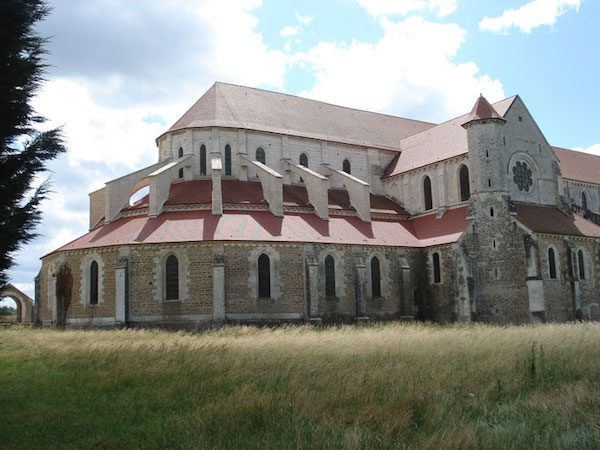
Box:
[0,0,66,289]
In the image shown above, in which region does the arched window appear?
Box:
[459,165,470,201]
[178,147,184,179]
[578,250,586,280]
[423,176,433,211]
[548,247,557,279]
[343,159,351,174]
[166,255,179,300]
[582,191,588,210]
[371,257,381,297]
[199,144,207,176]
[432,252,441,283]
[256,147,265,165]
[258,254,271,298]
[90,261,98,305]
[299,153,308,168]
[224,145,232,176]
[325,255,336,297]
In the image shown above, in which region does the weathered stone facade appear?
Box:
[36,83,600,328]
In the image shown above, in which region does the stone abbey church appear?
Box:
[36,82,600,328]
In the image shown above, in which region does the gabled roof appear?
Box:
[159,82,436,150]
[461,95,505,127]
[553,147,600,185]
[514,203,600,238]
[384,96,517,177]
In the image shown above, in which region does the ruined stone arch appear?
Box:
[0,284,35,323]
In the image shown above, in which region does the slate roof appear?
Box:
[514,203,600,237]
[384,96,517,177]
[553,147,600,185]
[160,82,435,150]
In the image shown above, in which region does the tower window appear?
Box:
[90,261,98,305]
[459,165,470,201]
[343,159,351,174]
[490,207,494,217]
[423,176,433,211]
[256,147,265,165]
[578,250,586,280]
[371,257,381,298]
[488,179,491,188]
[258,254,271,298]
[224,145,232,176]
[432,252,441,283]
[178,147,184,179]
[200,144,207,176]
[166,255,179,300]
[548,247,557,279]
[325,255,336,297]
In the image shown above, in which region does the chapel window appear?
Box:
[512,161,533,192]
[582,191,588,210]
[166,255,179,300]
[343,159,351,174]
[258,254,271,298]
[256,147,265,165]
[325,255,336,297]
[200,144,207,176]
[90,261,98,305]
[224,145,232,176]
[423,176,433,211]
[578,250,586,280]
[548,247,557,279]
[371,257,381,298]
[432,252,441,283]
[459,165,470,201]
[299,153,308,168]
[178,147,184,179]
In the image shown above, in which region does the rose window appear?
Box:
[512,161,533,192]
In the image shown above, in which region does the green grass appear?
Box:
[1,323,600,449]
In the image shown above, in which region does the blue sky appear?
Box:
[2,0,598,306]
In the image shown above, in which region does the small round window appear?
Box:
[512,161,533,192]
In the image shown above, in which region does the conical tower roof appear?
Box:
[461,95,505,128]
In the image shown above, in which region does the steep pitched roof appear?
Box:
[384,96,517,177]
[553,147,600,185]
[160,82,435,150]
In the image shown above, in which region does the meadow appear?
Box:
[1,323,600,449]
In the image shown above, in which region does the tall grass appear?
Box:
[1,323,600,448]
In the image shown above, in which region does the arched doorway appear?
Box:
[0,284,35,324]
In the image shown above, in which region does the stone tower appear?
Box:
[460,96,530,323]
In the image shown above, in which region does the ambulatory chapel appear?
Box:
[36,82,600,328]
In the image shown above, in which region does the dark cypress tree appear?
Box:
[0,0,66,289]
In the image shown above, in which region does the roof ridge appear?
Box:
[213,81,437,126]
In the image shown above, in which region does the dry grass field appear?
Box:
[1,323,600,449]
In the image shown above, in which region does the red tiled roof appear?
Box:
[384,96,517,178]
[514,203,600,237]
[124,179,410,217]
[461,95,505,127]
[160,82,435,150]
[49,201,472,256]
[553,147,600,185]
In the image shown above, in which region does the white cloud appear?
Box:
[358,0,457,18]
[479,0,581,34]
[574,143,600,156]
[295,13,315,25]
[298,16,503,123]
[281,25,299,36]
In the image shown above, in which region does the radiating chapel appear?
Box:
[36,82,600,327]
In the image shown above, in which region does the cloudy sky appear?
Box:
[2,0,599,306]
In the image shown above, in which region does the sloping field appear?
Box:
[1,323,600,449]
